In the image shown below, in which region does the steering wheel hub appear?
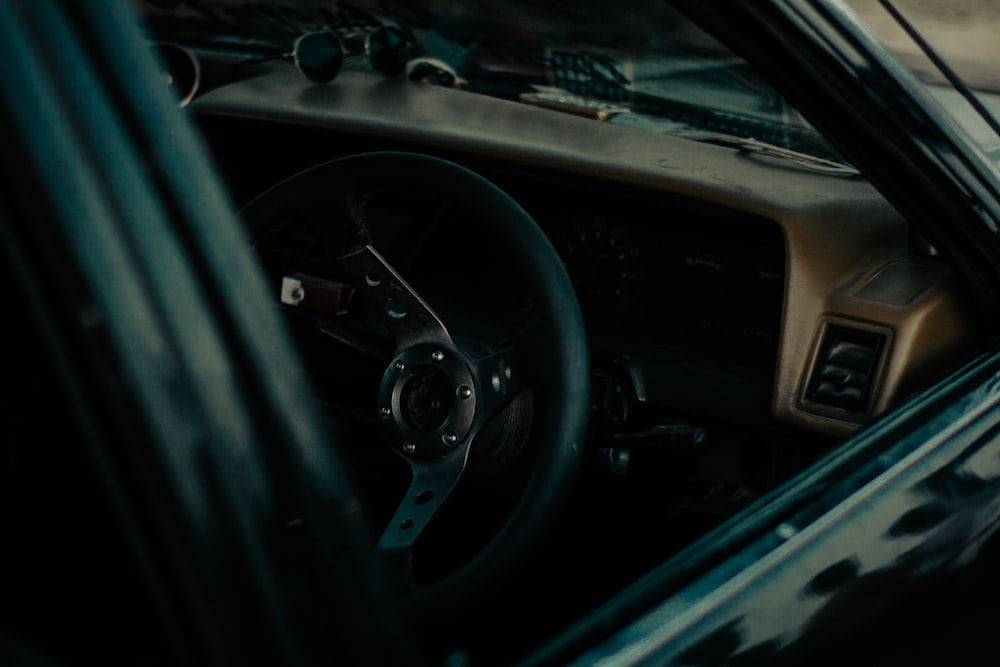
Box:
[400,368,453,433]
[379,344,476,460]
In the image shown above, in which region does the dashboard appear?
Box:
[191,63,983,443]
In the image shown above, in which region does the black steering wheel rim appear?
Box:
[239,151,590,616]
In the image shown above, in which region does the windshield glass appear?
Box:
[846,0,1000,163]
[138,0,847,164]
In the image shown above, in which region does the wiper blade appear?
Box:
[680,131,862,177]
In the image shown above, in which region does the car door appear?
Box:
[0,1,416,665]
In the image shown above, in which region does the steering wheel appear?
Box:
[239,152,589,616]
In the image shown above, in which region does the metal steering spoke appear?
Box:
[376,443,472,553]
[466,343,522,420]
[337,244,456,352]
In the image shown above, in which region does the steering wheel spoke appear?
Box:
[467,344,521,418]
[337,244,456,352]
[376,445,471,553]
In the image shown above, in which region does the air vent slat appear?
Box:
[808,327,884,412]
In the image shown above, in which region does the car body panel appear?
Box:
[553,343,1000,664]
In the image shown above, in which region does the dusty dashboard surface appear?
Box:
[188,61,982,440]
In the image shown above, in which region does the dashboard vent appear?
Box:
[807,326,884,412]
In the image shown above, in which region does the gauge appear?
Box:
[556,216,642,310]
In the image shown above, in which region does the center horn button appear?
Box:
[378,344,476,460]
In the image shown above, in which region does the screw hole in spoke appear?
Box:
[365,272,382,287]
[387,298,408,319]
[414,490,434,505]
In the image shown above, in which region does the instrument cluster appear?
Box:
[547,204,786,370]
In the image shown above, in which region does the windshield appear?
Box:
[139,0,846,164]
[846,0,1000,164]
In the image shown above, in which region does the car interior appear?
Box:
[198,51,984,658]
[2,1,994,665]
